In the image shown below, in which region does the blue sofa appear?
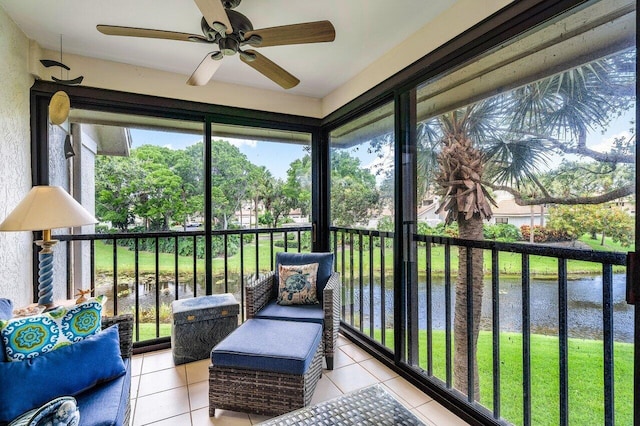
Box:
[0,309,133,426]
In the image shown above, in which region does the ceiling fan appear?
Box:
[97,0,335,89]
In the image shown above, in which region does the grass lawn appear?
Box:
[136,323,172,342]
[93,233,628,278]
[371,329,633,426]
[94,236,287,275]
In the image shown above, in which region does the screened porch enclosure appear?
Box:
[30,0,638,425]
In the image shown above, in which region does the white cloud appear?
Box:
[227,138,257,148]
[589,130,633,153]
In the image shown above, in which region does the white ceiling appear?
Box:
[0,0,459,98]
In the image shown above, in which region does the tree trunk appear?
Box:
[453,213,484,399]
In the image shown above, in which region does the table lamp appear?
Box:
[0,186,97,309]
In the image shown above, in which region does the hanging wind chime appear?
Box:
[41,35,84,158]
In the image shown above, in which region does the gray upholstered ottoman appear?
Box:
[171,294,239,365]
[209,318,323,416]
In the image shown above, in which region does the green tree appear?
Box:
[210,140,254,229]
[284,155,312,218]
[173,142,205,228]
[330,151,380,227]
[131,145,187,231]
[548,204,634,247]
[248,166,273,228]
[95,155,143,231]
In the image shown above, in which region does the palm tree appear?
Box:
[418,47,635,398]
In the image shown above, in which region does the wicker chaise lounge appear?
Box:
[245,252,341,369]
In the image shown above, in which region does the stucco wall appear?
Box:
[0,6,34,306]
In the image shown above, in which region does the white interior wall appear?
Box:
[0,6,34,307]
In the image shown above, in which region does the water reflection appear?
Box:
[348,274,633,342]
[101,272,634,343]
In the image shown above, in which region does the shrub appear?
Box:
[520,225,571,243]
[484,223,520,242]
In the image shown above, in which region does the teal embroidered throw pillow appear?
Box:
[277,263,319,305]
[0,295,106,362]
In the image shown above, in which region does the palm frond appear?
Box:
[484,137,551,187]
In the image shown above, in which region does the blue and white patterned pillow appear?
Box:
[8,396,80,426]
[0,296,106,362]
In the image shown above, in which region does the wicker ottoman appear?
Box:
[209,318,323,417]
[171,294,239,365]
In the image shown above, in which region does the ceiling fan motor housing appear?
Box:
[201,9,253,45]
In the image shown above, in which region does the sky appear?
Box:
[128,105,635,183]
[129,129,310,180]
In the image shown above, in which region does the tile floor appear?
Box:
[130,335,470,425]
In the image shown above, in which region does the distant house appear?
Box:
[417,197,446,226]
[413,191,546,229]
[489,191,546,228]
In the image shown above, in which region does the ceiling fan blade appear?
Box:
[244,21,335,47]
[187,53,223,86]
[240,50,299,89]
[97,25,208,42]
[194,0,233,35]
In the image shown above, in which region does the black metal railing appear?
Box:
[331,226,631,426]
[58,226,311,348]
[56,224,632,425]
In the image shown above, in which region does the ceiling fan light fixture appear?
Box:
[219,37,239,56]
[222,0,241,10]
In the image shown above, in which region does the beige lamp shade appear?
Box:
[0,186,97,232]
[48,91,70,125]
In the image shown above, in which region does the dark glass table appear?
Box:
[257,384,426,425]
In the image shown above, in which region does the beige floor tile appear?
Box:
[359,358,398,382]
[146,413,192,426]
[131,375,141,399]
[382,377,432,408]
[310,375,343,405]
[192,407,252,425]
[336,335,350,347]
[130,399,136,426]
[141,349,175,374]
[188,380,210,411]
[248,413,272,424]
[131,356,143,376]
[185,359,210,384]
[415,400,470,426]
[133,386,190,426]
[411,409,437,426]
[331,347,356,369]
[325,363,379,393]
[138,367,187,397]
[339,343,373,362]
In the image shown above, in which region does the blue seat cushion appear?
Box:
[255,300,324,324]
[75,358,131,426]
[211,319,322,375]
[275,252,334,302]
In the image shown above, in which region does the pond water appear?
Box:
[347,274,634,343]
[100,272,634,343]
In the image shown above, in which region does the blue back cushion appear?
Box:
[274,252,334,302]
[0,298,13,320]
[0,324,125,423]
